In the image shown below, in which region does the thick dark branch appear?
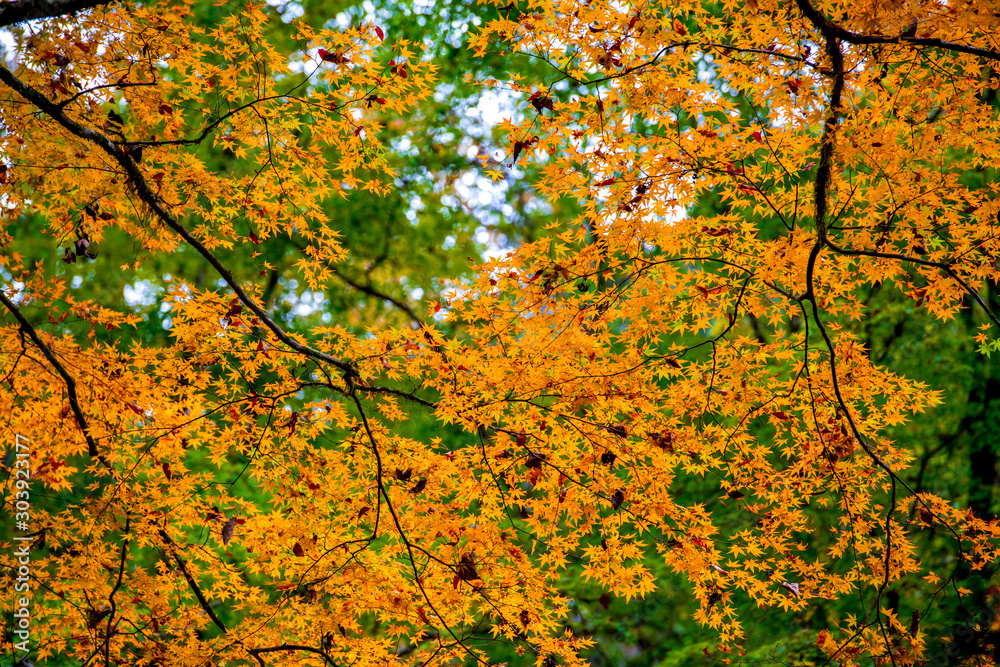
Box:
[0,289,99,458]
[103,517,130,667]
[796,0,845,242]
[0,0,112,27]
[247,644,341,667]
[796,0,1000,63]
[793,8,909,661]
[0,62,355,378]
[0,61,436,408]
[349,381,436,408]
[823,239,1000,330]
[159,530,228,633]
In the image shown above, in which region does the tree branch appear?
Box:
[793,6,897,660]
[0,61,355,378]
[102,516,130,667]
[823,238,1000,330]
[346,379,488,666]
[332,268,424,327]
[246,644,342,666]
[159,529,228,633]
[0,60,438,411]
[0,0,113,27]
[0,288,99,458]
[796,1,845,243]
[795,0,1000,63]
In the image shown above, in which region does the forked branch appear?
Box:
[0,61,432,408]
[795,0,1000,63]
[0,289,99,458]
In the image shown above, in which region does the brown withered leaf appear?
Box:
[456,552,480,581]
[511,140,525,164]
[610,489,625,510]
[605,423,628,439]
[221,517,237,545]
[530,95,555,113]
[524,450,546,469]
[651,430,675,451]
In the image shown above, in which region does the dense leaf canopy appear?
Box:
[3,0,1000,665]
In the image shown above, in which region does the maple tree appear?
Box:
[3,0,1000,664]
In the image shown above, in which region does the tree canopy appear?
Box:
[3,0,1000,665]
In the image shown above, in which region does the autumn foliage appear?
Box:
[3,0,1000,664]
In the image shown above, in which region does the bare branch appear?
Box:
[332,268,424,327]
[0,0,113,27]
